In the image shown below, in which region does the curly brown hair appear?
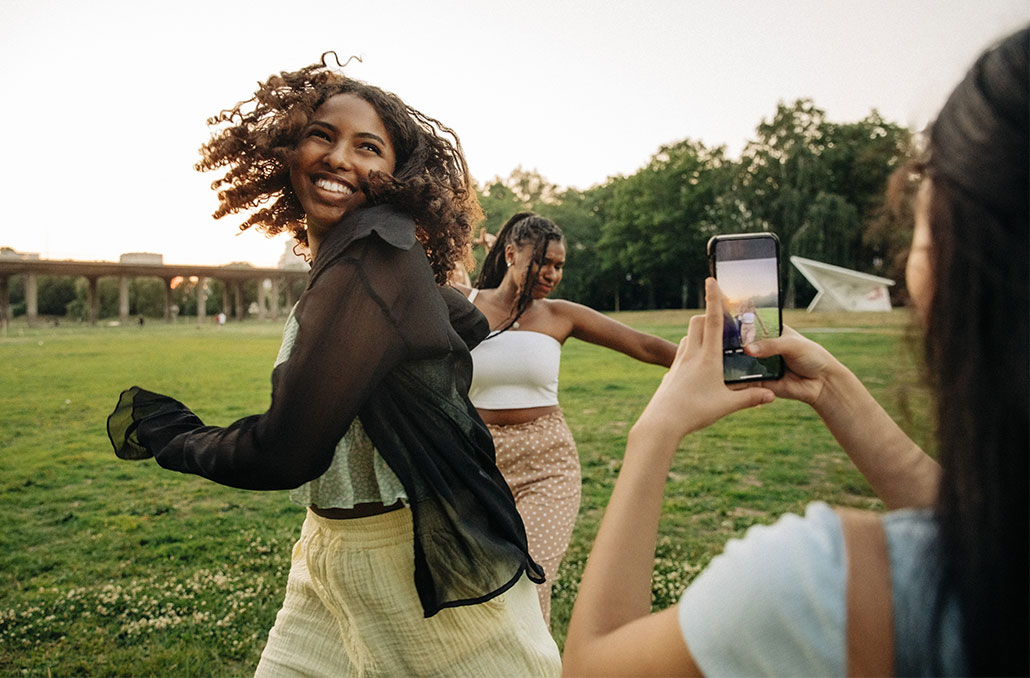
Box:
[195,53,483,283]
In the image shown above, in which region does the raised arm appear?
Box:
[563,279,773,677]
[746,330,940,509]
[560,300,678,367]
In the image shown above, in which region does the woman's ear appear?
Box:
[505,243,517,267]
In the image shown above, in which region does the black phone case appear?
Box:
[706,233,784,383]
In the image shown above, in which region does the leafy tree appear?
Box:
[472,99,911,311]
[535,184,612,308]
[97,278,122,318]
[204,278,224,316]
[131,278,169,317]
[823,112,911,222]
[473,167,609,302]
[738,100,910,306]
[863,160,919,304]
[6,275,25,316]
[827,113,914,303]
[599,139,734,309]
[476,166,561,235]
[62,275,176,320]
[791,192,862,267]
[37,276,78,316]
[476,179,522,235]
[738,99,831,305]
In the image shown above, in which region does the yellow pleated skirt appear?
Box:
[255,507,561,677]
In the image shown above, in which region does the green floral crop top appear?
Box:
[274,307,407,509]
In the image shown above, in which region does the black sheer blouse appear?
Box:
[107,205,544,616]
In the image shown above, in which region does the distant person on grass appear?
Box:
[563,28,1027,677]
[107,54,559,676]
[735,297,767,345]
[453,212,678,626]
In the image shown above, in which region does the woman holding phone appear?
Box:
[563,28,1027,676]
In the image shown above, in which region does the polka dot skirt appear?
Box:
[489,410,580,627]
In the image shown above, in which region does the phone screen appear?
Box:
[707,234,784,383]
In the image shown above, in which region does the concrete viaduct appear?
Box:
[0,258,309,327]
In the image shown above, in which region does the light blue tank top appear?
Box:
[678,502,966,676]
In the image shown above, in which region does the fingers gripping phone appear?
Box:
[707,233,784,383]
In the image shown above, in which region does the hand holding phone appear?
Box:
[707,233,784,383]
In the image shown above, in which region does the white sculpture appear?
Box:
[790,256,895,312]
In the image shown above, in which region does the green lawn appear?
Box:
[0,309,931,676]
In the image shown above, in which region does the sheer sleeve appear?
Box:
[439,285,489,352]
[107,235,451,490]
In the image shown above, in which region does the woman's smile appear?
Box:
[313,176,356,197]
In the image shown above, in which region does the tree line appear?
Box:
[6,98,914,320]
[475,98,914,311]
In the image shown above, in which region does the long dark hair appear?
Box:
[920,27,1028,675]
[475,212,564,332]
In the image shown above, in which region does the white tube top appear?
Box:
[469,329,562,409]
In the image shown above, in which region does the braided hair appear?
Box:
[475,212,565,332]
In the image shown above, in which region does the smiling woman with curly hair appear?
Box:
[107,54,560,676]
[196,52,481,283]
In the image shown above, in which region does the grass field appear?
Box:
[0,309,932,676]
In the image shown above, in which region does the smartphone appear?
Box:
[706,233,784,383]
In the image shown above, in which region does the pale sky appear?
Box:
[716,258,780,304]
[1,0,1027,267]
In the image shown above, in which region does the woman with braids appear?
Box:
[106,55,560,677]
[563,28,1027,677]
[454,212,677,626]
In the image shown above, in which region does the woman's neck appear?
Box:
[495,275,527,313]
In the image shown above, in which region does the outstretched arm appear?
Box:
[746,330,940,508]
[563,279,773,677]
[108,242,445,491]
[563,300,678,367]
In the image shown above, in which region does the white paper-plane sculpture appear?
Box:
[790,256,895,312]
